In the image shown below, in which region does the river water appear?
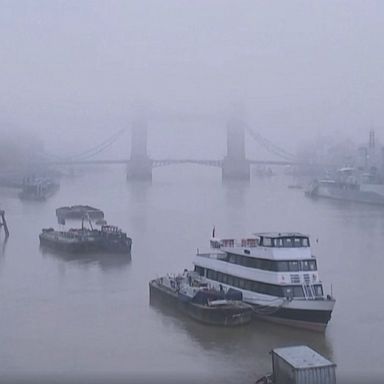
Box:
[0,165,383,383]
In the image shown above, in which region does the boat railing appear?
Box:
[302,283,318,300]
[211,238,258,249]
[196,252,227,260]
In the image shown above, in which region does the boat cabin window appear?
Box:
[222,252,317,272]
[261,237,272,247]
[302,260,317,271]
[261,236,310,248]
[314,284,323,297]
[194,266,205,276]
[210,240,221,249]
[289,261,299,272]
[293,287,304,297]
[222,239,235,247]
[203,267,321,298]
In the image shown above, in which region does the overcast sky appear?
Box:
[1,0,383,158]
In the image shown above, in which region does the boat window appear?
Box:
[217,252,319,273]
[204,270,288,297]
[277,261,289,272]
[273,238,283,247]
[293,286,304,297]
[194,266,205,276]
[309,260,316,270]
[263,237,272,247]
[293,237,302,247]
[314,285,323,297]
[282,238,293,247]
[302,238,309,247]
[245,280,253,291]
[301,260,310,271]
[247,239,257,247]
[283,287,293,298]
[289,261,299,271]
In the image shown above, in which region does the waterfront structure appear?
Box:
[256,345,336,384]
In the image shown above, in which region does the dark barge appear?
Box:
[39,225,132,254]
[149,273,253,326]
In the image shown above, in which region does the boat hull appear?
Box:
[308,184,384,205]
[149,280,252,327]
[202,279,335,332]
[250,304,333,332]
[39,232,132,254]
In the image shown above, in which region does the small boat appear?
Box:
[149,271,253,326]
[56,205,104,222]
[19,177,59,201]
[39,224,132,254]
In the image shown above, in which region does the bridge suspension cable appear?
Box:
[42,128,127,162]
[245,125,297,161]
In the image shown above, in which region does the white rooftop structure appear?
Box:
[272,345,335,369]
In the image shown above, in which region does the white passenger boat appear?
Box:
[192,231,335,331]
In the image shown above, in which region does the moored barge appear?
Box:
[149,271,253,326]
[39,225,132,254]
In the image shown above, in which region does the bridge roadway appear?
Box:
[42,158,297,167]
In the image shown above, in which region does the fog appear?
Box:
[3,3,384,382]
[1,0,384,160]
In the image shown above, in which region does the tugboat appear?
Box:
[56,205,104,222]
[191,230,335,331]
[149,270,253,326]
[39,220,132,254]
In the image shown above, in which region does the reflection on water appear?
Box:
[149,294,333,361]
[39,246,132,272]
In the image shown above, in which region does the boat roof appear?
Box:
[338,167,355,172]
[272,346,335,369]
[253,232,308,239]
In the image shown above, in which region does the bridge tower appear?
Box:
[222,118,250,181]
[126,119,153,181]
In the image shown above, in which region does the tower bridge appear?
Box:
[125,117,295,181]
[38,116,298,182]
